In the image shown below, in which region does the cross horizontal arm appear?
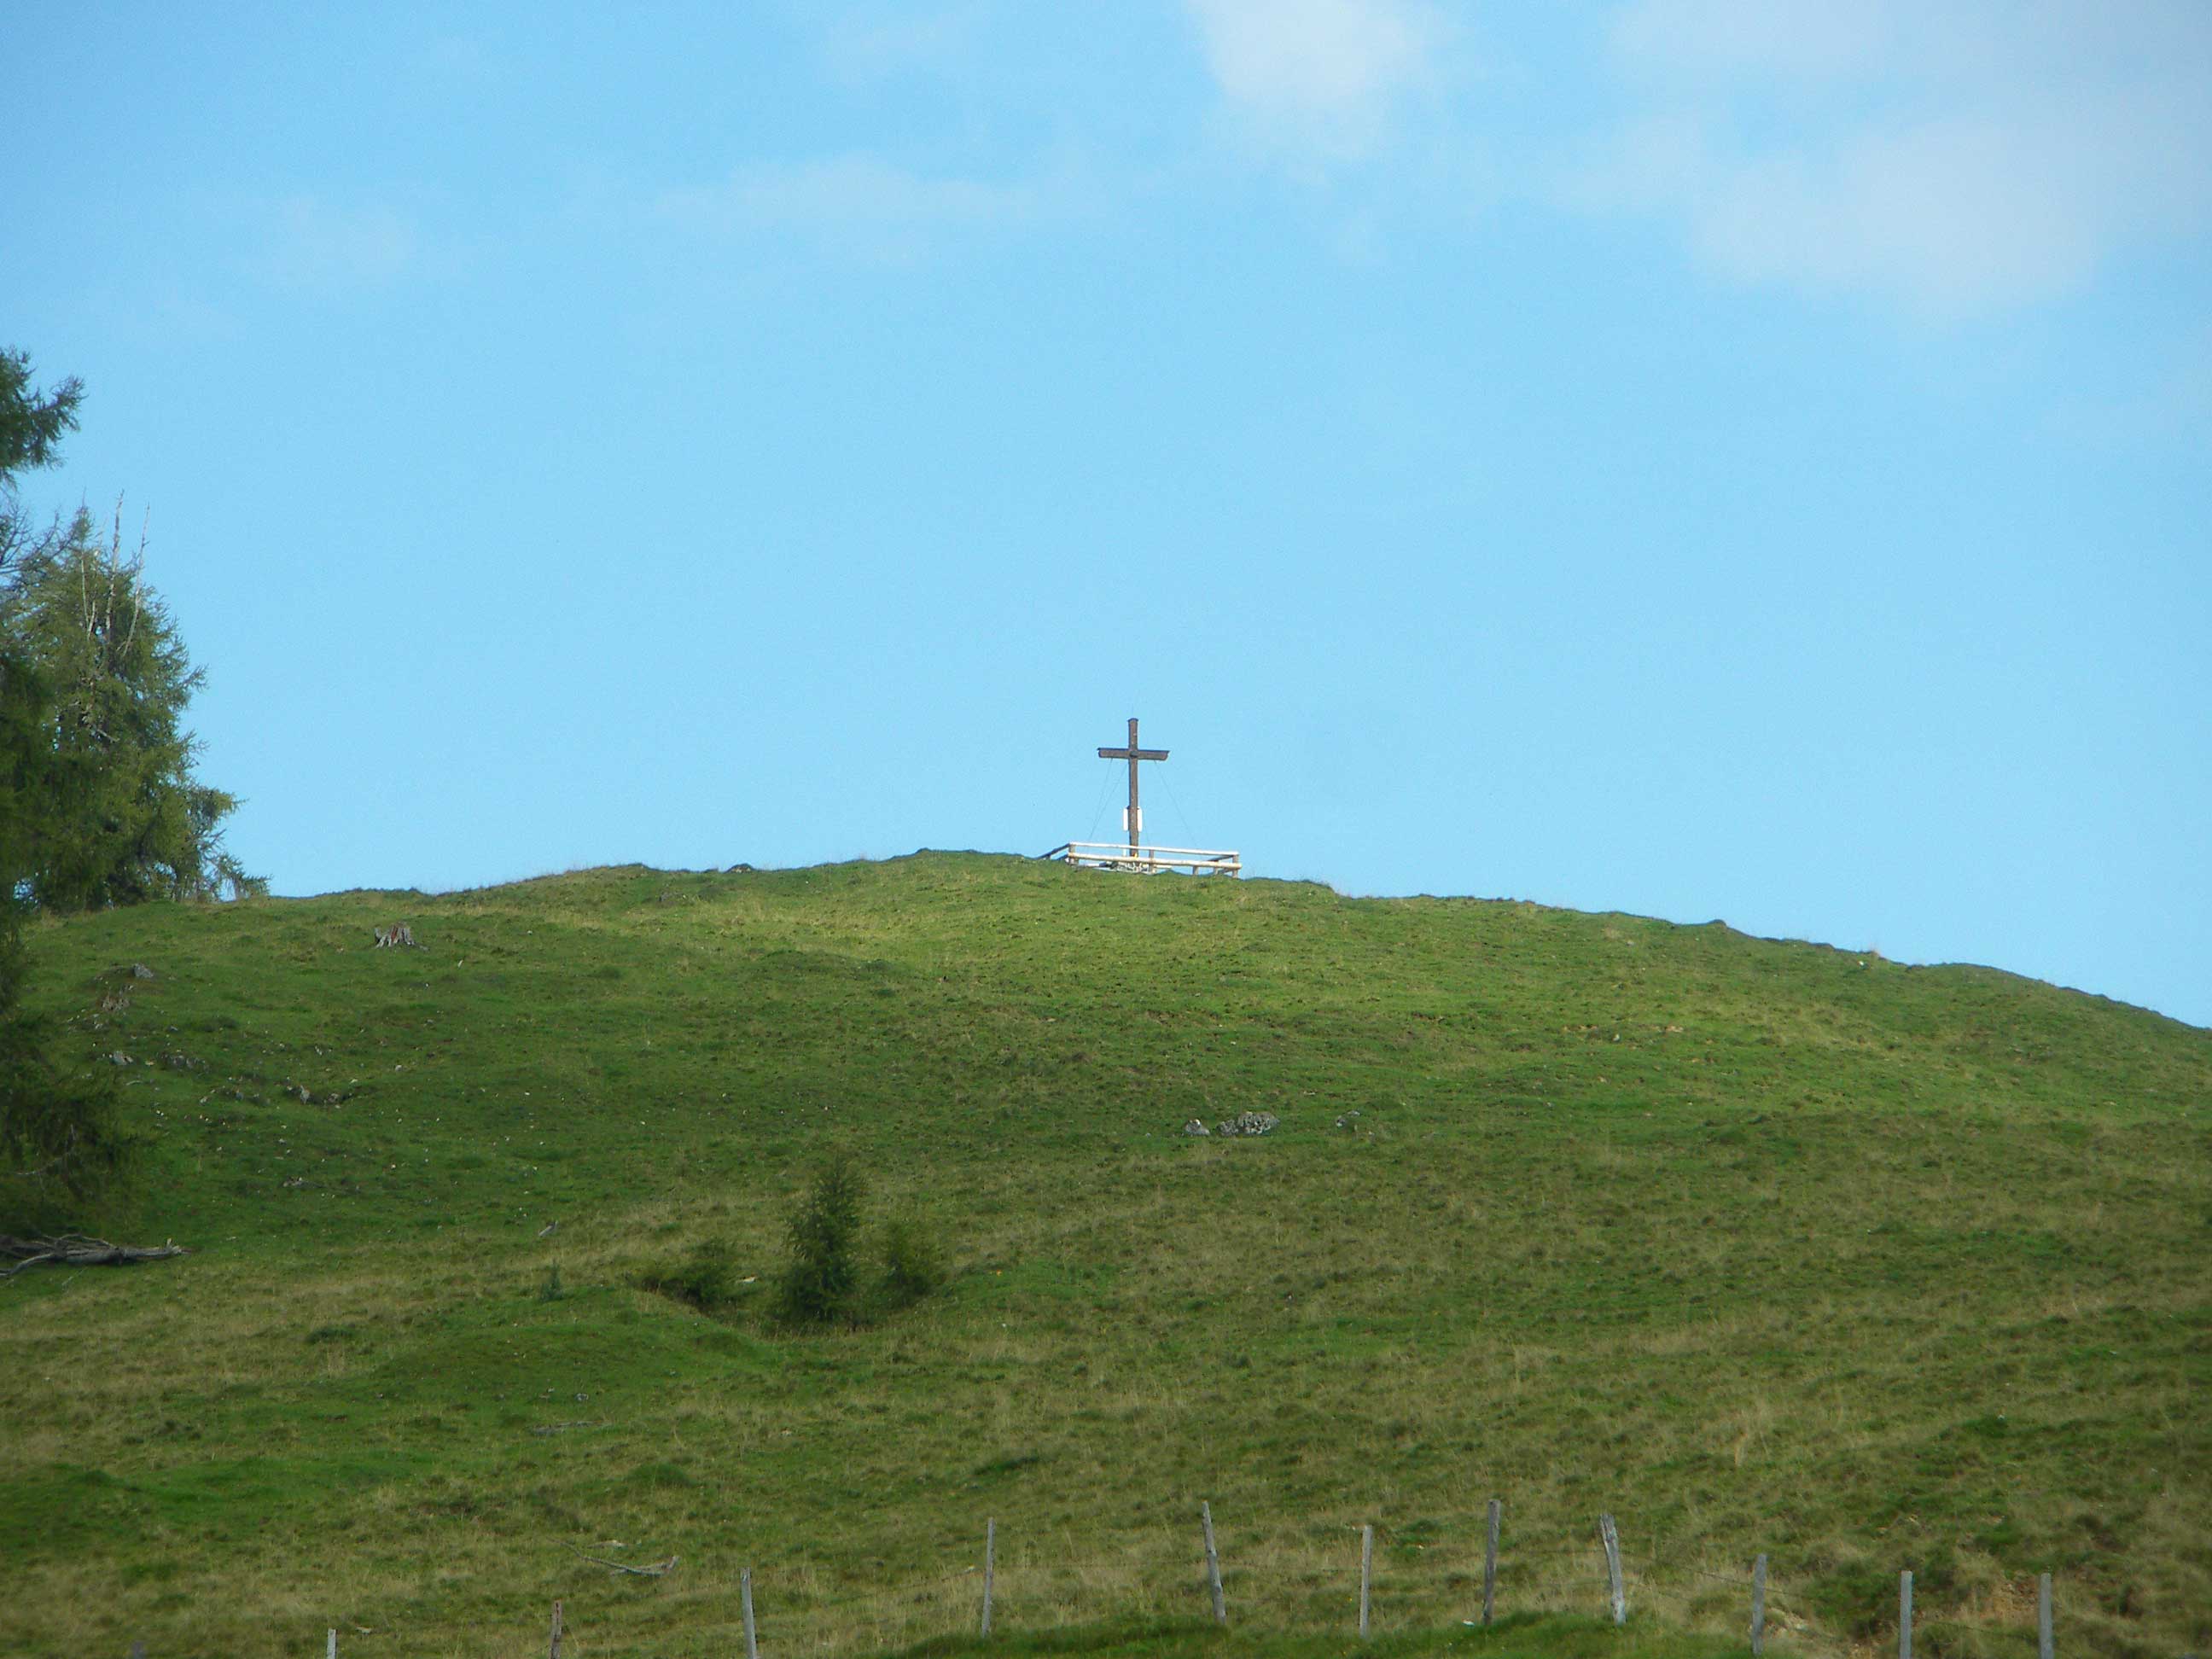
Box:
[1098,747,1169,761]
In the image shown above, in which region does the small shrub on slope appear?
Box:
[641,1237,738,1313]
[773,1161,864,1326]
[876,1209,946,1309]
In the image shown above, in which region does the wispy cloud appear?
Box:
[822,4,989,80]
[1184,0,1448,160]
[1574,0,2212,317]
[258,195,422,290]
[652,154,1049,261]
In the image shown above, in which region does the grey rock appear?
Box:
[105,1051,132,1067]
[159,1051,204,1072]
[1183,1118,1209,1136]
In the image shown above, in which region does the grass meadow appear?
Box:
[3,853,2205,1657]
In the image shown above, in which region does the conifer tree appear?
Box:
[4,509,262,910]
[0,346,80,556]
[0,349,127,1225]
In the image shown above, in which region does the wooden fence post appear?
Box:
[1359,1523,1374,1639]
[1750,1554,1767,1656]
[548,1599,564,1659]
[742,1568,760,1659]
[327,1629,338,1659]
[1201,1501,1228,1627]
[2038,1572,2052,1659]
[1598,1513,1625,1626]
[982,1518,996,1637]
[1481,1499,1500,1627]
[1899,1569,1912,1659]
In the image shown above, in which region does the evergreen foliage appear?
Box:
[773,1158,866,1325]
[0,346,81,888]
[0,349,131,1225]
[769,1165,946,1323]
[0,346,81,568]
[876,1208,948,1308]
[2,510,262,909]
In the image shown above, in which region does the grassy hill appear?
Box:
[3,853,2205,1658]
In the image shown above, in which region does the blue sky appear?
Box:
[6,2,2209,1027]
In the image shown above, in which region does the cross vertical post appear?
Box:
[1097,716,1169,865]
[1125,718,1140,850]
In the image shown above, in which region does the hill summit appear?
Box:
[5,853,2206,1658]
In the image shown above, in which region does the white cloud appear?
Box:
[652,155,1045,260]
[1185,0,1447,157]
[261,195,421,288]
[1608,0,1898,84]
[1580,0,2212,317]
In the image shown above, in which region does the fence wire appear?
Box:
[524,1508,2075,1659]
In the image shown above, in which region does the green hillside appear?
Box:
[3,853,2205,1658]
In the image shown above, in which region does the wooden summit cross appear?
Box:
[1042,717,1238,875]
[1098,716,1168,854]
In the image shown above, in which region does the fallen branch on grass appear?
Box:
[568,1545,680,1577]
[0,1235,189,1279]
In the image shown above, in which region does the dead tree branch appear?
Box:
[568,1545,680,1577]
[0,1235,189,1280]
